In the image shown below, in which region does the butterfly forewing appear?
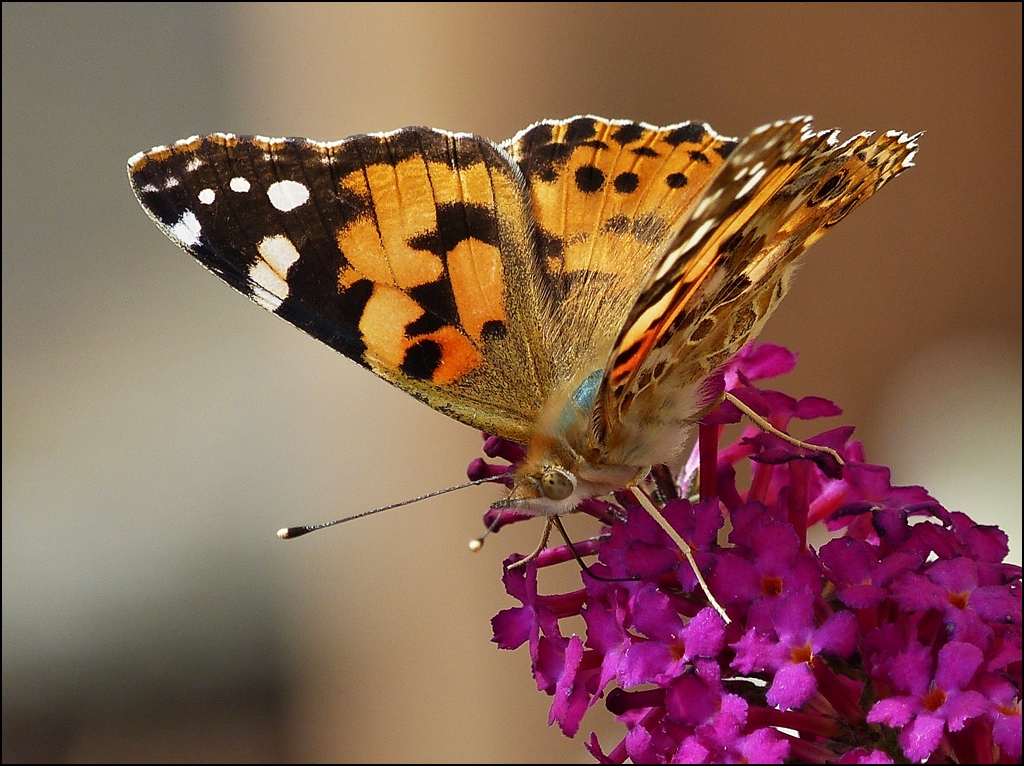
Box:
[129,130,555,441]
[594,118,919,466]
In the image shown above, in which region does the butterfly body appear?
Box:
[129,116,918,517]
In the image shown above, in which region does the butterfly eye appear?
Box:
[540,468,576,501]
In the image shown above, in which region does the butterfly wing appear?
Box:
[503,116,739,389]
[596,117,920,466]
[129,129,556,442]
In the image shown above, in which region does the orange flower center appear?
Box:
[947,591,970,610]
[922,686,947,713]
[790,642,813,664]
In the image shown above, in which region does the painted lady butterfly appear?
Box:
[128,116,918,518]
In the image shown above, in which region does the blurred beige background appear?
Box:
[3,3,1020,762]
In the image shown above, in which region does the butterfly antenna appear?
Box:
[277,476,502,539]
[468,507,508,552]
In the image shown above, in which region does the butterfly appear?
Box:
[128,116,918,518]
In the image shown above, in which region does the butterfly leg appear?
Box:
[720,392,845,467]
[507,516,554,570]
[627,484,730,624]
[692,391,845,468]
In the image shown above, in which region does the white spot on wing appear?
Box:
[258,234,301,274]
[692,187,724,218]
[169,210,202,247]
[735,166,766,200]
[249,234,302,309]
[672,218,717,259]
[186,157,204,172]
[198,188,215,205]
[267,180,309,212]
[229,176,251,193]
[251,284,284,311]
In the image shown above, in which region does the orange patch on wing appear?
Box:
[365,158,438,240]
[417,326,481,384]
[359,286,423,368]
[447,237,506,340]
[563,231,637,274]
[336,161,445,289]
[359,285,481,384]
[426,160,494,206]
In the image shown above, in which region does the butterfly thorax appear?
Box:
[503,368,640,515]
[502,363,706,516]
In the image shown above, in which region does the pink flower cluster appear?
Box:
[472,345,1021,764]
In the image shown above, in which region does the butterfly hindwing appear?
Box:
[128,130,554,441]
[503,116,740,386]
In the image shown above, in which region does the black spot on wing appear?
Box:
[481,319,507,341]
[519,141,575,183]
[405,310,447,338]
[515,123,554,156]
[665,172,688,189]
[613,171,640,194]
[611,123,646,144]
[535,227,565,274]
[400,339,443,380]
[688,150,710,164]
[631,213,670,245]
[600,213,668,245]
[575,165,606,193]
[603,215,630,234]
[664,123,706,146]
[715,140,738,159]
[809,173,848,206]
[689,317,715,342]
[636,368,653,390]
[564,117,598,143]
[730,307,757,338]
[632,146,660,158]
